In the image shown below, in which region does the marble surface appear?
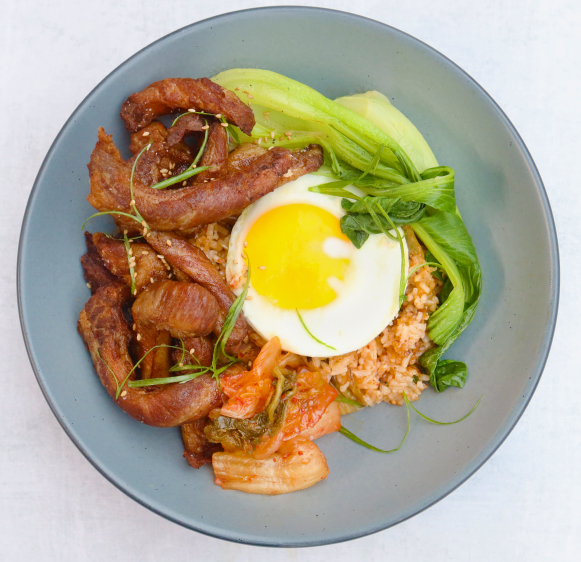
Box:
[2,0,579,559]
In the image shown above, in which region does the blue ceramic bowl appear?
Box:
[18,7,558,547]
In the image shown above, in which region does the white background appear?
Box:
[2,1,579,560]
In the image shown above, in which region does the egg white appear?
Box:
[226,174,408,357]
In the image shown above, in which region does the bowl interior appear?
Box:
[18,7,558,547]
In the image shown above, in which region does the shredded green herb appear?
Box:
[296,309,337,351]
[339,396,410,452]
[191,120,209,168]
[334,395,362,407]
[403,392,482,425]
[149,165,210,190]
[210,260,252,383]
[117,343,199,395]
[122,231,138,296]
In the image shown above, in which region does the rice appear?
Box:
[192,222,441,408]
[189,222,231,276]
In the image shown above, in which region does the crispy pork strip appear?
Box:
[130,121,195,177]
[81,232,120,294]
[142,330,172,380]
[165,113,205,147]
[172,336,214,368]
[92,233,167,295]
[132,280,219,340]
[120,77,255,135]
[78,282,222,427]
[280,144,325,184]
[181,418,222,469]
[132,145,293,232]
[88,128,293,233]
[146,231,247,352]
[223,142,324,184]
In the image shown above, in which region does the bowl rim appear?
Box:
[17,5,560,547]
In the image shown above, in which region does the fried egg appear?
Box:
[226,174,408,357]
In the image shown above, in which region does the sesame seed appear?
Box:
[157,255,164,259]
[133,290,137,296]
[86,282,91,289]
[270,131,275,139]
[258,265,266,270]
[257,138,262,145]
[247,93,254,99]
[160,168,168,174]
[234,87,240,91]
[248,101,251,106]
[121,390,127,397]
[142,131,150,137]
[244,241,248,247]
[165,264,170,270]
[201,124,209,130]
[285,131,292,137]
[141,251,148,256]
[141,221,146,227]
[179,362,184,367]
[268,146,274,150]
[220,122,229,127]
[188,108,196,112]
[136,334,141,341]
[248,361,252,367]
[263,112,270,120]
[182,181,187,186]
[123,230,128,235]
[168,273,172,278]
[130,199,136,206]
[246,296,253,301]
[203,180,208,183]
[150,277,154,283]
[215,114,222,118]
[133,323,136,330]
[233,260,238,265]
[283,170,293,178]
[169,163,175,170]
[264,137,268,143]
[143,229,148,236]
[128,248,133,255]
[166,240,172,246]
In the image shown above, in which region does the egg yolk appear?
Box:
[244,204,351,310]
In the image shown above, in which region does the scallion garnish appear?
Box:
[296,309,337,351]
[128,373,208,388]
[191,120,209,168]
[339,396,410,453]
[116,343,196,396]
[210,260,252,382]
[122,231,138,296]
[339,391,481,453]
[402,391,482,425]
[334,395,362,407]
[149,165,210,190]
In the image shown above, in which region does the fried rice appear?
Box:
[191,221,441,409]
